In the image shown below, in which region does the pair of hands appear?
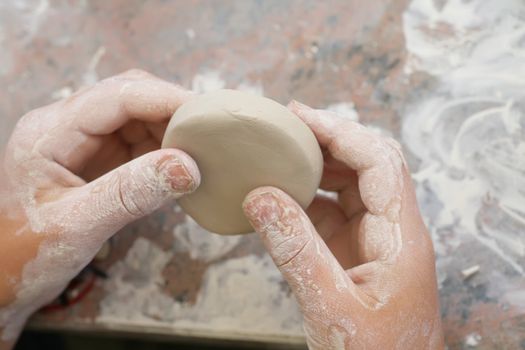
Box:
[0,70,443,349]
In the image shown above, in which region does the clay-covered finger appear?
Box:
[64,74,194,135]
[242,187,358,307]
[288,101,405,219]
[288,100,399,171]
[57,149,200,243]
[14,71,194,179]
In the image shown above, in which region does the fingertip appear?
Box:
[288,100,334,134]
[156,149,201,194]
[242,186,285,231]
[173,149,201,189]
[243,186,317,270]
[287,99,313,113]
[118,79,194,118]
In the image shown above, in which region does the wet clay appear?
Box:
[162,89,323,235]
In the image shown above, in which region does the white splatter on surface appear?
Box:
[1,0,50,45]
[191,70,264,96]
[172,216,243,263]
[464,332,481,347]
[236,81,264,95]
[97,237,303,337]
[185,28,195,40]
[325,102,359,121]
[191,71,226,93]
[402,0,525,316]
[51,86,73,100]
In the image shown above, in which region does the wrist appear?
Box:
[1,300,30,348]
[0,336,17,350]
[0,316,26,350]
[0,292,29,338]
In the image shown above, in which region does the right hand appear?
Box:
[243,101,444,349]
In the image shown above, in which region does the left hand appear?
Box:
[0,69,200,347]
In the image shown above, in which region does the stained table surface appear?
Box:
[1,1,524,349]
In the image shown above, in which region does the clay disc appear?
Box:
[162,89,323,235]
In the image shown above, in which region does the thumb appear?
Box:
[62,149,200,241]
[242,187,356,306]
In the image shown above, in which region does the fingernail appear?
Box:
[243,189,283,233]
[289,100,313,111]
[288,100,317,122]
[288,100,313,113]
[157,152,200,194]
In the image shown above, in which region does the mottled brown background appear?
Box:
[1,0,523,349]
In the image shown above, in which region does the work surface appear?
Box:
[1,0,524,348]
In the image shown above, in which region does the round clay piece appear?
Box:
[162,89,323,235]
